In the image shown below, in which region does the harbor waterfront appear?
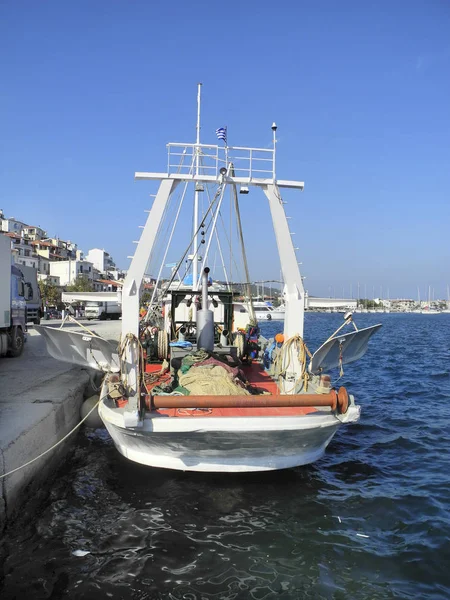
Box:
[1,313,449,599]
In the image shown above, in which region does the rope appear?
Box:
[177,408,213,416]
[58,314,102,337]
[0,394,103,480]
[157,330,169,360]
[118,332,146,398]
[234,332,245,358]
[272,334,312,393]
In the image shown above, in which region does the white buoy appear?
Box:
[81,394,103,428]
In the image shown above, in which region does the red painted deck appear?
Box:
[145,360,317,418]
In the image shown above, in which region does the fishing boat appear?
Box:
[37,85,381,472]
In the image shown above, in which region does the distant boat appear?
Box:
[252,301,285,321]
[421,286,441,313]
[421,307,441,314]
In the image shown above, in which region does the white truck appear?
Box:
[61,291,121,320]
[0,234,29,357]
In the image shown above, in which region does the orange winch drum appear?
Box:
[151,388,349,412]
[337,387,349,414]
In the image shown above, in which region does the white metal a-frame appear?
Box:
[120,93,305,425]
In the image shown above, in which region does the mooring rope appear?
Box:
[0,395,103,480]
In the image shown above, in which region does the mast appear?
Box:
[192,82,202,291]
[272,122,277,181]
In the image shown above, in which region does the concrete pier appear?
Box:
[0,322,118,533]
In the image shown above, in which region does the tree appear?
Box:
[66,276,94,292]
[39,280,61,307]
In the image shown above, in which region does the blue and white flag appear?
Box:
[216,127,227,144]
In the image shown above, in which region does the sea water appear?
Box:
[1,313,449,599]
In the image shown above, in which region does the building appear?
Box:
[85,248,116,275]
[96,279,123,292]
[1,211,119,296]
[37,273,61,286]
[22,225,47,241]
[304,293,357,311]
[4,232,39,269]
[108,268,126,281]
[49,259,94,286]
[0,215,27,235]
[32,237,79,263]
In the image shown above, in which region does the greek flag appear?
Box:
[216,127,227,144]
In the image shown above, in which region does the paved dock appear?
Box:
[0,320,121,532]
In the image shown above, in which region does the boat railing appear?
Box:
[167,143,275,180]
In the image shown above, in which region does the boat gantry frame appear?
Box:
[120,134,305,426]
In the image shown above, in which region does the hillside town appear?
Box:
[1,208,448,315]
[0,208,126,311]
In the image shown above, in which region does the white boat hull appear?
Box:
[99,400,360,472]
[254,310,285,321]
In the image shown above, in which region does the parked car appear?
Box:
[44,309,62,320]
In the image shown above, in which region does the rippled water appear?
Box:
[1,314,450,599]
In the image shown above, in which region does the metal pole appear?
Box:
[193,83,202,291]
[272,123,277,181]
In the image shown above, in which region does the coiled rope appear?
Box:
[272,334,312,393]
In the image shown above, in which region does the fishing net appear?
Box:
[178,364,250,396]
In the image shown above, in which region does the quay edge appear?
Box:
[0,354,101,533]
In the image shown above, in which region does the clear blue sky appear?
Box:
[1,1,449,299]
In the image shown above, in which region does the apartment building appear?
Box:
[5,232,39,269]
[49,260,94,287]
[85,248,116,275]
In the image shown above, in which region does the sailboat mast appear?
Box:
[192,83,202,291]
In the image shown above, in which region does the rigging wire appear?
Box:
[196,176,228,289]
[174,186,224,291]
[146,149,195,305]
[230,167,256,323]
[147,177,193,311]
[204,180,244,290]
[158,183,225,299]
[199,156,230,287]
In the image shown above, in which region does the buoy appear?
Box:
[275,333,284,344]
[81,394,104,428]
